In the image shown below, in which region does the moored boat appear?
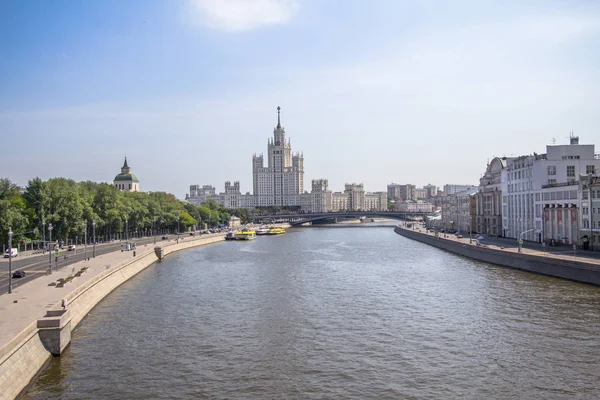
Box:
[235,229,256,240]
[256,227,270,235]
[225,232,237,241]
[268,227,286,235]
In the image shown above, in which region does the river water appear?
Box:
[22,225,600,399]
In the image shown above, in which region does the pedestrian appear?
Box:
[61,298,68,310]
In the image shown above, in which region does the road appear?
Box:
[0,234,193,294]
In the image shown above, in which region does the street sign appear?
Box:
[25,238,32,244]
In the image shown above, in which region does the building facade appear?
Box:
[580,175,600,250]
[252,106,304,208]
[441,187,477,234]
[475,157,509,236]
[394,200,434,213]
[502,136,600,244]
[113,157,140,192]
[443,184,475,196]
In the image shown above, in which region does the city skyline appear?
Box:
[1,1,599,197]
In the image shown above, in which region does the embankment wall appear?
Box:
[0,235,224,400]
[394,226,600,286]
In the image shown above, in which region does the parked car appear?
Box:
[4,248,18,258]
[162,235,168,240]
[68,245,76,251]
[12,270,25,278]
[477,235,485,240]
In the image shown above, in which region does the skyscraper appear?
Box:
[252,107,304,207]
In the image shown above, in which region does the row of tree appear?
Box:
[0,177,251,247]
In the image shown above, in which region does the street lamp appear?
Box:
[84,220,88,260]
[48,223,53,273]
[125,218,128,248]
[8,227,13,294]
[153,218,157,244]
[92,220,96,258]
[42,220,46,254]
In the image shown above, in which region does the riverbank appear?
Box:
[394,225,600,286]
[0,234,226,400]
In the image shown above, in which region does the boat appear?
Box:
[256,226,271,236]
[224,232,237,241]
[235,229,256,240]
[268,227,286,235]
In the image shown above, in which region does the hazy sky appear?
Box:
[1,0,599,198]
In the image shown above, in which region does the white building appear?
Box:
[441,187,477,234]
[502,136,600,244]
[443,184,474,196]
[475,157,510,236]
[113,157,140,192]
[252,106,304,208]
[394,200,434,213]
[579,175,600,250]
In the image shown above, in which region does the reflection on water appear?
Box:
[23,227,600,400]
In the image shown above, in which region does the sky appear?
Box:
[1,0,599,198]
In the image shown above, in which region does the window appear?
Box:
[548,179,556,185]
[587,165,596,174]
[583,190,589,200]
[567,166,575,177]
[547,165,556,176]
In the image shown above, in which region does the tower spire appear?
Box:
[277,106,281,129]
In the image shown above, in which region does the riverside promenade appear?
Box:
[395,224,600,286]
[0,233,226,400]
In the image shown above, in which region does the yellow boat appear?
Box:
[268,227,286,235]
[235,229,256,240]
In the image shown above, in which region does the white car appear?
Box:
[68,245,76,251]
[477,235,485,240]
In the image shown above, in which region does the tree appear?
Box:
[0,178,28,245]
[179,211,197,228]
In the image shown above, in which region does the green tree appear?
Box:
[0,178,28,246]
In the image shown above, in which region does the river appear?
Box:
[22,225,600,399]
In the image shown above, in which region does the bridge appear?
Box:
[251,211,431,226]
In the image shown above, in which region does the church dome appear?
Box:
[113,157,139,183]
[114,172,139,182]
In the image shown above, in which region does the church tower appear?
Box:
[113,157,140,192]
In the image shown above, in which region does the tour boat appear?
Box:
[235,229,256,240]
[268,227,286,235]
[256,226,271,236]
[225,232,237,241]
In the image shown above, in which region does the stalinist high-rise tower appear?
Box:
[252,106,304,207]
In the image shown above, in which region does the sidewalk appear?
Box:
[0,243,157,347]
[405,225,600,268]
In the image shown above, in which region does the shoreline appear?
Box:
[0,234,227,400]
[394,225,600,287]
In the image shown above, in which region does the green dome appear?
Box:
[114,173,139,182]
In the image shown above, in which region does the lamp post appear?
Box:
[48,223,53,272]
[177,217,180,243]
[42,220,46,254]
[92,220,96,258]
[125,218,128,249]
[8,227,13,294]
[84,221,88,260]
[153,218,157,244]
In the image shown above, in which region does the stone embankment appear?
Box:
[0,234,225,400]
[394,225,600,286]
